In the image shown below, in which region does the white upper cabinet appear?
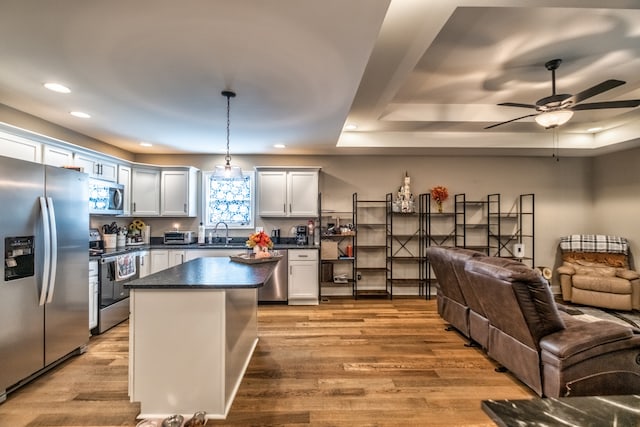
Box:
[256,167,319,217]
[118,164,132,216]
[74,152,118,181]
[0,130,42,163]
[257,170,288,216]
[131,167,161,216]
[42,145,74,167]
[288,170,319,216]
[160,167,198,216]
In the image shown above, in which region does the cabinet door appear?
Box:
[118,165,132,216]
[288,171,318,216]
[0,130,41,162]
[132,168,160,216]
[138,251,150,278]
[288,250,318,305]
[150,250,169,274]
[257,171,287,216]
[99,160,118,181]
[169,250,185,267]
[42,145,74,167]
[74,153,98,177]
[74,153,118,181]
[161,170,190,216]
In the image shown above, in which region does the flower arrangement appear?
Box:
[430,185,449,213]
[431,185,449,203]
[245,230,274,249]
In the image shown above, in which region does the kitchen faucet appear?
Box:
[213,221,231,246]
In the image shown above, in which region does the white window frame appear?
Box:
[202,170,255,229]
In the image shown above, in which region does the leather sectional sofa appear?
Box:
[427,246,640,397]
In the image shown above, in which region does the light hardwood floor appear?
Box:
[0,298,534,426]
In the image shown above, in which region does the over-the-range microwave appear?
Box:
[89,178,124,215]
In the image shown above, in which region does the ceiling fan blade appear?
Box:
[572,100,640,111]
[498,102,537,109]
[566,79,626,106]
[484,114,538,129]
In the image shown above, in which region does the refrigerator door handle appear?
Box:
[39,197,51,306]
[45,197,58,304]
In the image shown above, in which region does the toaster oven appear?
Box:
[163,231,196,245]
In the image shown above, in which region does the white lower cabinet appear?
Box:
[169,250,186,267]
[288,249,319,305]
[150,250,169,275]
[138,251,150,278]
[149,249,185,274]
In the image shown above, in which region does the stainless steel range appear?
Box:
[89,229,140,334]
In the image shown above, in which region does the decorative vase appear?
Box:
[254,245,271,259]
[436,201,443,213]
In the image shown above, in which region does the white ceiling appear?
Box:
[1,0,640,157]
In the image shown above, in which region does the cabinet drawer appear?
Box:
[288,249,318,261]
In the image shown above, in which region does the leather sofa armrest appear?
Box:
[539,321,633,358]
[616,268,640,280]
[556,265,575,276]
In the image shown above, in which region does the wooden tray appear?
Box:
[229,253,284,264]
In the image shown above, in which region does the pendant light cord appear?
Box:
[222,90,236,165]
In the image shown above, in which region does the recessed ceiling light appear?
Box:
[587,127,603,132]
[140,142,153,147]
[70,111,90,119]
[274,144,286,149]
[44,82,71,93]
[344,123,358,130]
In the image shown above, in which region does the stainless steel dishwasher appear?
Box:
[258,249,288,303]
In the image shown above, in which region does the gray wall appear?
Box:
[135,153,595,273]
[592,146,640,266]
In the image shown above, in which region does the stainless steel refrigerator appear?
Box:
[0,155,89,402]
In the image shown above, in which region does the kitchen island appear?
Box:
[124,256,276,420]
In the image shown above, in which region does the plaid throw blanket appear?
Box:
[560,234,628,255]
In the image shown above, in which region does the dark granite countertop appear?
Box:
[482,395,640,427]
[124,256,277,290]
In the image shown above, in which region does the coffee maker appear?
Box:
[295,225,308,245]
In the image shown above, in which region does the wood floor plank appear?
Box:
[0,299,534,426]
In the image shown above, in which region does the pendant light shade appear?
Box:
[534,110,574,129]
[214,90,243,179]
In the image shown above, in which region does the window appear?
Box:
[203,171,254,229]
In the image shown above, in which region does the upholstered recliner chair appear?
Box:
[556,235,640,311]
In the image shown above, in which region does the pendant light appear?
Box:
[214,90,243,178]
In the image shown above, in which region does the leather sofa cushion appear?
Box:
[572,275,632,294]
[539,320,633,358]
[466,258,565,343]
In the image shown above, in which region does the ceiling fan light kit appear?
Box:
[534,110,574,129]
[485,58,640,130]
[213,90,243,179]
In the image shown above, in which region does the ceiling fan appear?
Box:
[485,59,640,129]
